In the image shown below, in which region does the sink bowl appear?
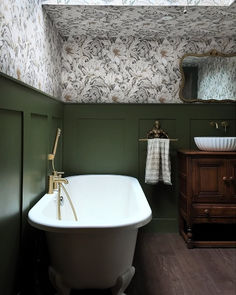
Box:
[194,137,236,151]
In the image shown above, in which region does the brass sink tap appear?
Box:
[221,121,229,132]
[210,121,219,129]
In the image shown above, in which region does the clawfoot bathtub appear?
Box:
[28,175,152,295]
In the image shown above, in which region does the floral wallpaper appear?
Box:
[0,0,235,103]
[198,56,236,100]
[43,4,236,40]
[61,36,236,103]
[0,0,62,98]
[42,0,234,6]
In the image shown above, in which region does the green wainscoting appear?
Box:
[0,72,236,295]
[0,109,22,295]
[0,73,63,295]
[63,104,236,233]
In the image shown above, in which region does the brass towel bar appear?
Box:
[139,138,178,142]
[140,120,178,142]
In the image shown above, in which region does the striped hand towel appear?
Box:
[145,138,172,185]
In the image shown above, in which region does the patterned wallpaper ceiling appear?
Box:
[43,3,236,39]
[42,0,235,6]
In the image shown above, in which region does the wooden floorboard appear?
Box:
[72,233,236,295]
[126,233,236,295]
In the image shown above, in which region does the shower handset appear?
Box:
[48,128,61,172]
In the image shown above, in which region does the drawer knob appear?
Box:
[223,176,234,183]
[204,209,209,216]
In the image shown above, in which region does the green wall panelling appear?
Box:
[28,113,48,206]
[0,73,62,115]
[0,71,236,294]
[63,104,236,233]
[0,73,63,294]
[0,73,63,216]
[0,109,22,295]
[68,118,127,174]
[63,107,138,176]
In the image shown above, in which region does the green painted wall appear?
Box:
[0,72,236,294]
[63,104,236,232]
[0,73,63,295]
[0,109,22,295]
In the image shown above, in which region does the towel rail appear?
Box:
[139,138,178,142]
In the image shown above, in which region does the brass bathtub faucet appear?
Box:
[48,128,68,194]
[48,171,68,194]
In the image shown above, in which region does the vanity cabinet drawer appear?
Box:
[192,204,236,219]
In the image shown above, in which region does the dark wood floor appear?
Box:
[127,233,236,295]
[72,233,236,295]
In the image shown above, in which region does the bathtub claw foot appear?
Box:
[111,266,135,295]
[49,266,71,295]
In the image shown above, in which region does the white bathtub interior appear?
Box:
[29,175,152,230]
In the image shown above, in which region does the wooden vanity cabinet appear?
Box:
[178,150,236,248]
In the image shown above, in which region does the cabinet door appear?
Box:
[192,158,227,202]
[228,159,236,202]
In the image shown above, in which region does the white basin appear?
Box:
[194,137,236,151]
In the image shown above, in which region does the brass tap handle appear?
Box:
[48,172,68,194]
[222,176,228,182]
[54,177,69,184]
[221,121,229,132]
[48,175,54,194]
[55,171,65,178]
